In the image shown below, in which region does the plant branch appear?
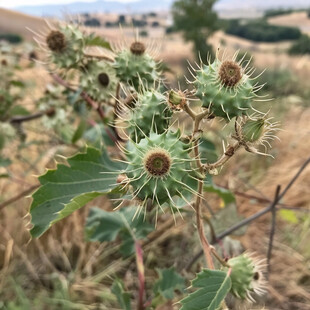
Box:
[266,185,281,279]
[0,184,39,211]
[185,156,310,271]
[203,142,241,172]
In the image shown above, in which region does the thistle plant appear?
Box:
[22,21,282,310]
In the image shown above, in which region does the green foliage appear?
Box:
[29,147,124,237]
[204,176,235,206]
[84,34,111,50]
[180,269,231,310]
[85,206,154,256]
[225,19,301,42]
[153,267,186,299]
[0,33,23,44]
[172,0,219,60]
[289,35,310,55]
[279,209,299,224]
[111,279,132,310]
[256,68,299,97]
[264,9,296,18]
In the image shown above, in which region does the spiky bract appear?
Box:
[226,253,267,301]
[126,90,172,142]
[113,49,159,90]
[124,131,198,206]
[79,60,117,102]
[194,58,256,120]
[46,25,85,69]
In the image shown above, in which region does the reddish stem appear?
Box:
[135,241,145,310]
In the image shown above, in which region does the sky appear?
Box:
[0,0,134,8]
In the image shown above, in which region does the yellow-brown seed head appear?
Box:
[144,149,171,177]
[46,30,66,53]
[130,41,146,56]
[218,60,242,87]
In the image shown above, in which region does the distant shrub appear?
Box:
[165,26,176,34]
[289,35,310,55]
[264,9,294,18]
[84,18,101,27]
[256,68,299,97]
[118,15,126,25]
[139,30,148,37]
[0,34,23,44]
[152,21,160,27]
[225,20,302,42]
[132,18,147,27]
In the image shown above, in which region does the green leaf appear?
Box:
[85,35,112,50]
[84,124,117,148]
[111,278,132,310]
[0,156,11,167]
[153,267,185,300]
[30,147,124,238]
[9,105,30,116]
[279,209,298,224]
[9,80,26,88]
[180,269,231,310]
[85,206,154,257]
[71,119,87,143]
[199,137,218,163]
[203,176,235,205]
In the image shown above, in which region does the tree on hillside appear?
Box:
[172,0,219,62]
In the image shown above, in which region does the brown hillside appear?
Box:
[0,8,46,40]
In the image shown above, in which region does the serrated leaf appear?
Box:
[279,209,298,224]
[153,267,185,300]
[111,278,132,310]
[85,35,112,50]
[30,147,124,238]
[180,269,231,310]
[85,206,154,257]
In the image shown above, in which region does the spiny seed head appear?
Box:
[46,30,66,52]
[97,72,110,87]
[130,41,146,55]
[241,118,265,143]
[219,60,242,87]
[124,131,198,207]
[168,90,186,111]
[144,148,171,177]
[225,253,267,302]
[1,59,8,66]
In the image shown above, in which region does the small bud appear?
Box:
[97,72,110,87]
[116,174,127,184]
[130,41,146,55]
[1,59,8,66]
[226,253,267,301]
[242,118,265,143]
[46,30,66,53]
[45,108,56,117]
[168,90,186,111]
